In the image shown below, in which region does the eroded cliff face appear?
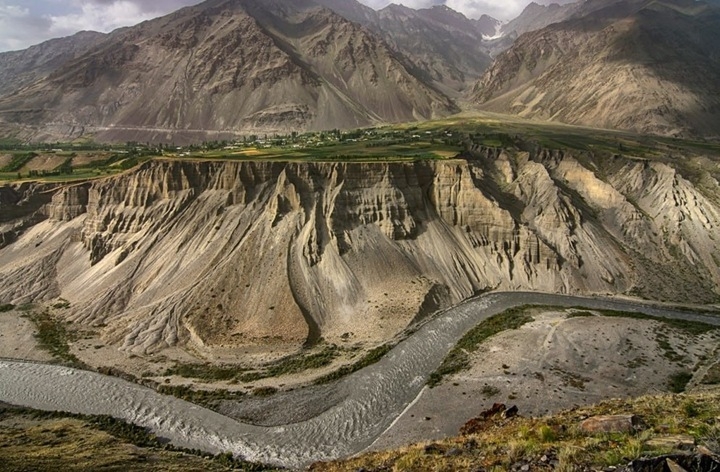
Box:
[0,152,718,354]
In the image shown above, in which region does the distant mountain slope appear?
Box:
[0,31,106,97]
[501,1,579,37]
[373,4,495,93]
[472,0,720,137]
[316,0,497,93]
[0,0,458,143]
[313,0,378,25]
[501,0,648,37]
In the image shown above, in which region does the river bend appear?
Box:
[1,292,718,468]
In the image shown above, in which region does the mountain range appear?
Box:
[0,0,718,141]
[473,0,720,137]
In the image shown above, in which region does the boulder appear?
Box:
[646,435,696,451]
[580,414,640,434]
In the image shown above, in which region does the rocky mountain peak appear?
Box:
[378,3,416,20]
[0,0,458,142]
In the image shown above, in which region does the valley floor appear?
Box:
[1,293,719,469]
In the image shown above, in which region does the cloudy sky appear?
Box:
[0,0,553,52]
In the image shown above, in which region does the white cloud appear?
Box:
[49,2,164,36]
[0,0,199,52]
[445,0,530,20]
[0,4,52,51]
[0,0,551,52]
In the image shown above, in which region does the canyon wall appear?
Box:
[0,150,718,354]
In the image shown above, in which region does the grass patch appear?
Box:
[0,303,15,312]
[537,425,557,443]
[480,385,500,398]
[0,404,273,471]
[165,345,341,384]
[313,344,394,385]
[312,391,720,472]
[655,328,685,362]
[551,368,591,390]
[627,356,648,369]
[26,310,83,367]
[427,306,534,387]
[683,400,700,418]
[566,311,594,318]
[51,298,71,309]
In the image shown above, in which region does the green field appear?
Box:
[1,112,719,184]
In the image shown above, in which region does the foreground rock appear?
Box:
[580,415,641,434]
[622,453,720,472]
[646,435,697,452]
[460,403,519,435]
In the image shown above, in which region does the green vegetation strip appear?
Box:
[239,345,340,382]
[164,363,249,382]
[313,344,394,385]
[26,310,84,368]
[156,385,246,408]
[0,303,15,312]
[427,306,535,387]
[165,345,341,385]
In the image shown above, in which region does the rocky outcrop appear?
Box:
[0,149,718,355]
[0,182,57,249]
[621,453,720,472]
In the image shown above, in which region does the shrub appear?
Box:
[27,310,82,367]
[252,386,278,397]
[668,371,693,393]
[481,385,500,398]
